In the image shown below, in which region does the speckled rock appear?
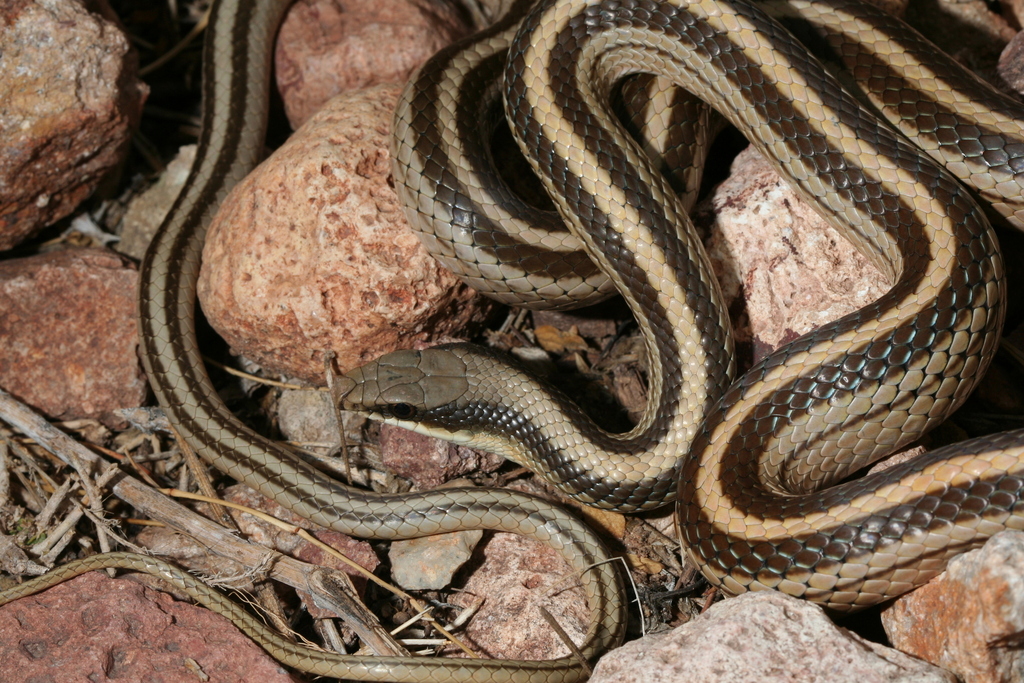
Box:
[881,530,1024,683]
[589,591,956,683]
[275,0,472,127]
[0,571,299,683]
[447,531,589,660]
[0,249,146,427]
[0,0,146,249]
[198,84,495,384]
[697,146,890,365]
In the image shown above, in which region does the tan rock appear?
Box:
[0,571,296,682]
[696,147,890,364]
[0,248,146,427]
[118,145,196,260]
[389,529,484,590]
[0,0,146,250]
[275,0,472,128]
[198,84,495,384]
[447,532,589,660]
[590,591,956,683]
[881,530,1024,683]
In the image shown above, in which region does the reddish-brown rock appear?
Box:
[0,0,146,249]
[0,570,299,683]
[379,424,504,489]
[0,249,146,427]
[198,84,494,384]
[881,530,1024,683]
[275,0,472,127]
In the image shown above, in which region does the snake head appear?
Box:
[336,346,471,432]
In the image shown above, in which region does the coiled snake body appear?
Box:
[3,0,1024,680]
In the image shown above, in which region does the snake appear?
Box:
[3,0,1024,680]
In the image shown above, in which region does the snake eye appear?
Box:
[389,403,417,419]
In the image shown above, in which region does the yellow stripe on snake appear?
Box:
[3,0,1024,681]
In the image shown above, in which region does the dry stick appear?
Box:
[0,388,408,658]
[162,488,479,659]
[1,428,59,493]
[175,433,233,529]
[0,440,9,510]
[203,356,325,392]
[324,352,353,485]
[0,533,46,577]
[538,606,593,677]
[32,476,74,533]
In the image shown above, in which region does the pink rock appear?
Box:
[696,147,890,364]
[198,84,495,384]
[589,591,955,683]
[0,571,299,683]
[275,0,472,128]
[0,249,146,427]
[0,0,146,249]
[881,530,1024,683]
[447,532,589,660]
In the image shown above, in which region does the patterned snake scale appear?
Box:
[2,0,1024,681]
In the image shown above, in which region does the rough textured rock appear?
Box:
[277,387,342,445]
[198,84,494,384]
[0,571,299,683]
[697,147,890,364]
[881,530,1024,683]
[389,529,484,590]
[118,145,196,260]
[275,0,472,127]
[589,591,957,683]
[447,532,589,660]
[0,0,146,249]
[999,31,1024,96]
[379,424,504,489]
[0,249,146,427]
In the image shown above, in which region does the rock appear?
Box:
[881,530,1024,683]
[0,570,298,683]
[696,147,890,365]
[589,591,957,683]
[118,145,196,260]
[999,31,1024,97]
[275,0,472,127]
[0,249,146,428]
[447,532,589,660]
[0,0,146,250]
[198,84,495,384]
[389,529,484,590]
[379,424,504,489]
[277,387,341,446]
